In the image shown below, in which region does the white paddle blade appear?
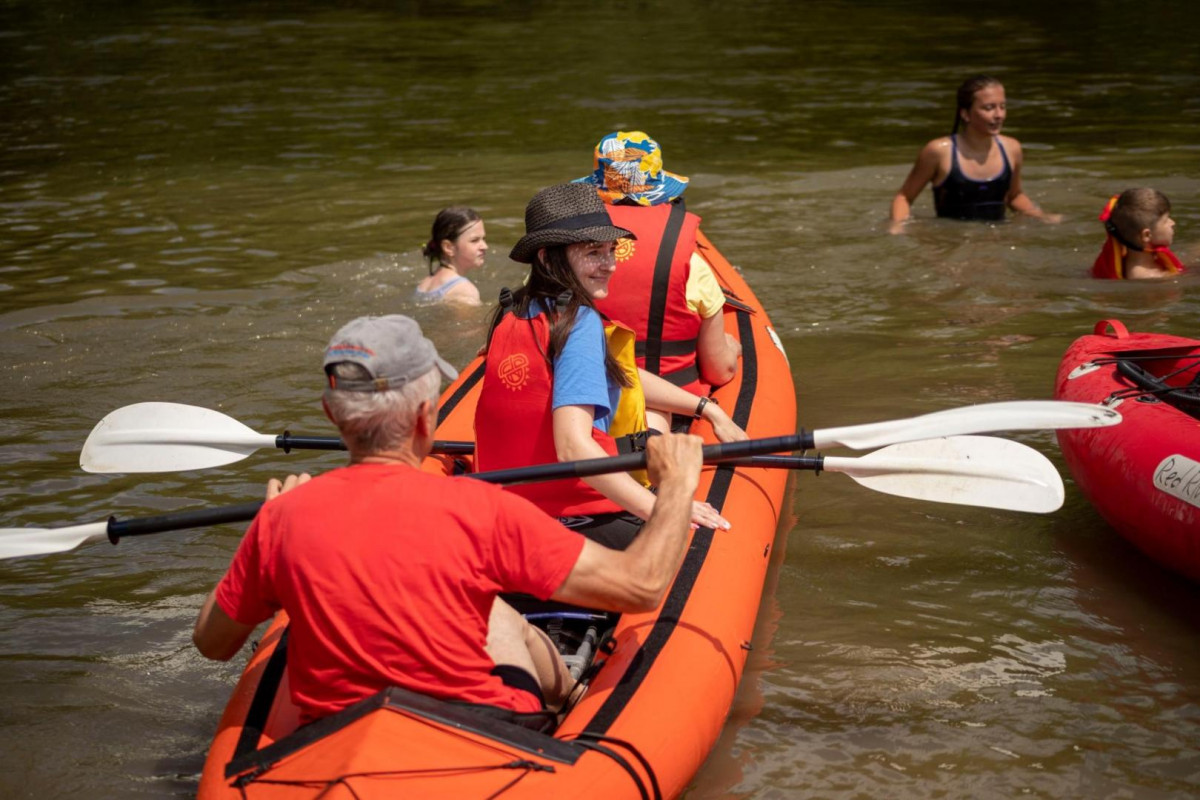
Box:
[813,401,1121,451]
[0,523,110,560]
[80,402,275,473]
[824,435,1065,513]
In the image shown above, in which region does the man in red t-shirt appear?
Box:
[193,314,702,724]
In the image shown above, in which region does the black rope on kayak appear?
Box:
[1090,353,1200,377]
[559,734,658,800]
[234,760,554,798]
[1099,357,1200,419]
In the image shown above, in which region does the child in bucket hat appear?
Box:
[573,131,689,207]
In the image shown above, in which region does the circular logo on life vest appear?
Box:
[615,237,635,262]
[497,353,529,391]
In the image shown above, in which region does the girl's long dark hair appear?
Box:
[951,74,1002,134]
[485,245,631,388]
[422,206,481,274]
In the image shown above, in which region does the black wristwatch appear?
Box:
[693,396,716,419]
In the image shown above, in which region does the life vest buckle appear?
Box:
[615,429,661,455]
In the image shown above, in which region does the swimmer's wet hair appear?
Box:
[423,206,482,274]
[952,74,1003,134]
[1108,188,1171,247]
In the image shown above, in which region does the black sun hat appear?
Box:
[508,183,635,264]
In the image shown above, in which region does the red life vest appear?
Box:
[1092,236,1186,279]
[594,202,705,394]
[475,309,623,518]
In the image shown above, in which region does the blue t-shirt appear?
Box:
[522,300,620,432]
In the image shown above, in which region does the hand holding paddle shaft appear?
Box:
[4,434,1064,560]
[79,400,1121,474]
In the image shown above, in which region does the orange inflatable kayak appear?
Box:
[196,232,797,800]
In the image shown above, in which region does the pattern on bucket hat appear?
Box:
[573,131,689,207]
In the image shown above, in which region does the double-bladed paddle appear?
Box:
[78,400,1120,474]
[4,434,1063,560]
[79,402,470,473]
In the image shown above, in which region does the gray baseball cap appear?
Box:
[323,315,458,392]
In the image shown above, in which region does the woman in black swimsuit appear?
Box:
[889,75,1062,233]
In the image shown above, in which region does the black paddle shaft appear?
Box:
[100,433,807,543]
[275,433,475,456]
[471,434,807,485]
[274,433,808,460]
[107,502,264,543]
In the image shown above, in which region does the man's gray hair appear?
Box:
[323,363,442,454]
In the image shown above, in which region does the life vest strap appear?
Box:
[634,337,698,358]
[662,364,699,388]
[643,199,688,376]
[614,429,661,455]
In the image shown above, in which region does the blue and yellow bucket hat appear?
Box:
[573,131,689,207]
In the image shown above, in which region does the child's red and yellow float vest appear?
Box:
[594,202,706,393]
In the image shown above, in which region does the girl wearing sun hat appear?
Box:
[474,184,745,547]
[574,130,690,207]
[574,131,742,404]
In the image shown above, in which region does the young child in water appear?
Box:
[413,206,486,305]
[1092,188,1186,280]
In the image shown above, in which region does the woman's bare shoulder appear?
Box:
[445,278,482,306]
[998,134,1023,155]
[923,135,953,152]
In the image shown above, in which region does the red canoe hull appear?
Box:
[1054,319,1200,581]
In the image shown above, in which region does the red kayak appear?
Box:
[1054,319,1200,580]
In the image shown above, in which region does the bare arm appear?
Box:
[551,433,702,612]
[554,404,658,519]
[695,311,741,387]
[638,368,747,443]
[192,473,310,661]
[890,140,945,232]
[1004,138,1062,223]
[553,404,730,530]
[193,591,257,661]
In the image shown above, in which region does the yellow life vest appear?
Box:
[605,320,651,486]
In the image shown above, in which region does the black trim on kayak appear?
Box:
[1115,357,1200,417]
[437,361,485,426]
[580,304,758,738]
[643,200,687,377]
[567,738,654,800]
[567,732,663,800]
[231,627,290,763]
[720,291,756,315]
[226,686,582,783]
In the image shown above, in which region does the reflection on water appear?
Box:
[1,2,1198,799]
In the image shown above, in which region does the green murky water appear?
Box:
[2,2,1198,797]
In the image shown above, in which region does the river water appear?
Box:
[2,1,1198,797]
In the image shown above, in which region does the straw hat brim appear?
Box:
[508,223,634,264]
